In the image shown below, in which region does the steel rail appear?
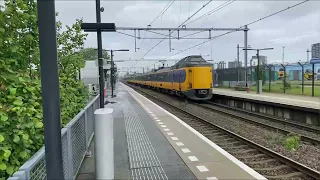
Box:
[207,101,320,133]
[196,102,320,145]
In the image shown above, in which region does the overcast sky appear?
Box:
[55,0,320,74]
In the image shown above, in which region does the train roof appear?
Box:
[155,67,171,73]
[174,55,212,68]
[123,55,212,78]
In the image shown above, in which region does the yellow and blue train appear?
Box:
[124,55,213,100]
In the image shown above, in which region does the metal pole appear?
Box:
[282,46,285,63]
[269,66,271,92]
[237,44,240,82]
[244,25,248,87]
[37,0,64,179]
[134,30,137,52]
[281,64,286,93]
[312,63,315,97]
[96,0,104,108]
[307,49,309,61]
[302,65,304,94]
[256,50,260,94]
[298,62,304,94]
[111,50,114,98]
[169,30,171,52]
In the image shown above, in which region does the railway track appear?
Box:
[126,83,320,180]
[195,102,320,145]
[207,102,320,133]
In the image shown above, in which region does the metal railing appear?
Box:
[8,95,100,180]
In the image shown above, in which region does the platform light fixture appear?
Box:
[106,49,130,97]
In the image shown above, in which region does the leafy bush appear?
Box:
[283,133,300,151]
[0,1,89,178]
[0,65,44,177]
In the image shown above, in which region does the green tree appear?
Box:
[56,18,89,125]
[0,1,89,178]
[79,47,110,61]
[0,0,39,73]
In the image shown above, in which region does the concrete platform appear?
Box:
[124,83,266,180]
[212,88,320,110]
[77,83,266,179]
[77,84,196,180]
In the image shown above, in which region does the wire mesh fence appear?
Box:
[213,62,320,97]
[8,95,100,180]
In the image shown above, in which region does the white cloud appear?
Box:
[270,32,319,44]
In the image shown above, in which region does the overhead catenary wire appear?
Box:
[185,0,235,26]
[138,0,176,49]
[126,0,234,54]
[130,0,214,70]
[131,0,176,65]
[137,0,175,49]
[159,0,310,62]
[149,0,175,25]
[134,0,214,67]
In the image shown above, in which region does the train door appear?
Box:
[188,67,193,90]
[178,70,182,91]
[173,70,179,91]
[171,71,174,91]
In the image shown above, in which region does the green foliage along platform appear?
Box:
[0,0,89,178]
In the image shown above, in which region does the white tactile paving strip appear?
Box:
[124,86,219,180]
[122,98,168,180]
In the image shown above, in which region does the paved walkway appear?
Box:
[212,88,320,110]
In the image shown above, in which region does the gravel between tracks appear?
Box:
[136,87,320,172]
[202,103,320,141]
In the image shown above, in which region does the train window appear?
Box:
[180,69,186,82]
[169,71,173,81]
[173,70,178,82]
[165,72,169,82]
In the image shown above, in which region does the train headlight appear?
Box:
[198,90,207,94]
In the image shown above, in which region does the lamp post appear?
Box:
[237,44,251,82]
[106,49,129,97]
[243,47,273,94]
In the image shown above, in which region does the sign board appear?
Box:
[310,58,320,64]
[311,43,320,59]
[95,59,111,70]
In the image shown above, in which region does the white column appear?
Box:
[94,108,114,179]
